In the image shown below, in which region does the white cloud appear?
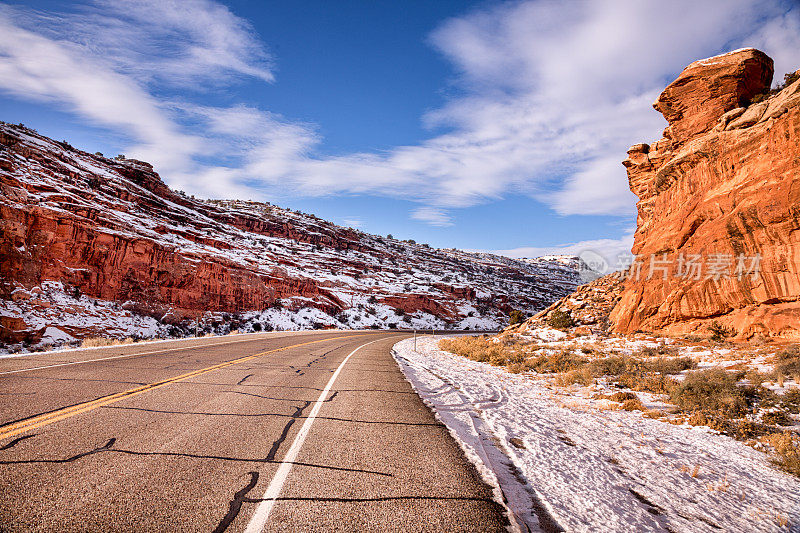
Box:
[410,207,454,227]
[0,0,798,230]
[342,218,364,228]
[27,0,274,85]
[484,228,636,274]
[745,6,800,87]
[0,12,200,174]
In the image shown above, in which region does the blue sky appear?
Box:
[1,0,799,262]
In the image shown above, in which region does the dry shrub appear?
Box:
[708,321,735,342]
[670,369,748,418]
[726,420,773,440]
[762,432,800,477]
[762,410,793,426]
[547,309,574,330]
[542,350,588,373]
[556,367,594,386]
[597,391,646,411]
[81,337,134,348]
[609,391,637,402]
[617,372,674,394]
[687,411,729,433]
[782,389,800,414]
[744,369,773,387]
[637,344,679,357]
[507,362,526,374]
[622,397,645,411]
[774,345,800,382]
[644,356,696,374]
[590,355,632,376]
[687,411,772,440]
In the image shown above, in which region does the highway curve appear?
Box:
[0,331,509,532]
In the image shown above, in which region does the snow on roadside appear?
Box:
[392,336,800,533]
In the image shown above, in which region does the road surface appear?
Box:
[0,331,509,532]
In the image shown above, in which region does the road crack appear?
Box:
[212,471,259,533]
[265,401,312,461]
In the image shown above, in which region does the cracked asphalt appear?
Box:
[0,331,508,532]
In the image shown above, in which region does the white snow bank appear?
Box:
[393,336,800,533]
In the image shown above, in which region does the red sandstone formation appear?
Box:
[610,48,800,339]
[0,124,580,346]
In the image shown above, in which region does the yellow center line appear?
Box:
[0,333,381,442]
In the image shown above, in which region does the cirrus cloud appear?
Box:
[0,0,798,246]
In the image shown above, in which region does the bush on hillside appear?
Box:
[708,320,735,342]
[670,368,748,417]
[547,309,574,330]
[509,309,526,326]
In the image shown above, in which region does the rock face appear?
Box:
[0,123,581,346]
[610,48,800,339]
[653,49,773,144]
[507,275,624,336]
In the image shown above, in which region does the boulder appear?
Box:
[653,48,773,144]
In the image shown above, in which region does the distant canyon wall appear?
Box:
[0,124,579,345]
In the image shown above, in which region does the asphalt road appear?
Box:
[0,331,509,532]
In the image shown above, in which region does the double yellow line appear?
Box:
[0,333,377,443]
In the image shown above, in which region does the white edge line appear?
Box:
[243,337,385,533]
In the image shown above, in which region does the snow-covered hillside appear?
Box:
[0,122,581,349]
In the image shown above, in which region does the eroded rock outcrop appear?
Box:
[610,48,800,339]
[507,275,625,336]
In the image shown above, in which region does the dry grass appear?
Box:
[762,432,800,477]
[669,369,748,418]
[621,397,645,411]
[439,336,506,363]
[440,337,693,395]
[439,336,800,476]
[555,368,594,386]
[81,336,136,348]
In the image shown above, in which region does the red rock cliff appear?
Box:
[610,48,800,339]
[0,124,580,345]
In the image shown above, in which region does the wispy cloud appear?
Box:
[410,207,454,227]
[0,0,798,233]
[342,218,364,229]
[480,228,636,272]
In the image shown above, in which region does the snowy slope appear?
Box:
[0,122,581,348]
[393,336,800,533]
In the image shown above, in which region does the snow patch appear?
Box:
[393,336,800,532]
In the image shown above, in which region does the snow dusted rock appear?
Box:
[508,275,625,336]
[0,123,580,346]
[612,49,800,339]
[653,48,773,144]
